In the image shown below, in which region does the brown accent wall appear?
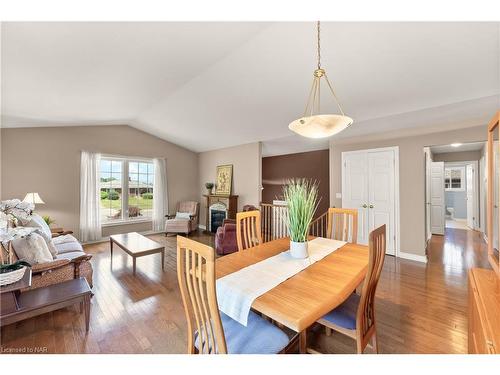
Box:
[262,149,329,217]
[1,125,199,240]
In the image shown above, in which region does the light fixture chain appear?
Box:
[317,21,321,69]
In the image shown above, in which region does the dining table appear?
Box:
[215,236,369,353]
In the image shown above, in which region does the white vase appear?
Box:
[290,240,309,259]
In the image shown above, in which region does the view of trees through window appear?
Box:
[100,158,154,222]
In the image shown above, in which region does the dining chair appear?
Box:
[316,224,386,354]
[176,236,290,354]
[236,210,263,251]
[326,208,358,243]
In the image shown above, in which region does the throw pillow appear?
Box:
[11,232,54,264]
[175,212,191,220]
[27,213,52,238]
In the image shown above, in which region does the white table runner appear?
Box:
[216,237,347,326]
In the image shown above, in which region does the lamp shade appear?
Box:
[23,192,45,205]
[288,114,353,139]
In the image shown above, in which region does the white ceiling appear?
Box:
[1,22,499,153]
[430,141,486,154]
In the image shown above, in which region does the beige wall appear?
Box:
[198,142,262,227]
[1,125,199,239]
[330,125,487,257]
[432,150,481,162]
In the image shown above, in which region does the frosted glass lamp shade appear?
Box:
[288,114,353,139]
[23,192,45,205]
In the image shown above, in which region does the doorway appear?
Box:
[424,142,486,238]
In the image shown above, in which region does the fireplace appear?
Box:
[209,202,227,233]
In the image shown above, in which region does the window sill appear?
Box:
[102,219,152,228]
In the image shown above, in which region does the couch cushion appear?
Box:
[54,241,83,254]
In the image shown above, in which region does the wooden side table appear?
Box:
[0,270,93,331]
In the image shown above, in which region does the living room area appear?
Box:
[1,3,500,372]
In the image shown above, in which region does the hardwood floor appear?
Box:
[0,228,489,354]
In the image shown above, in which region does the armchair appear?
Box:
[165,201,200,236]
[215,204,259,255]
[215,219,238,255]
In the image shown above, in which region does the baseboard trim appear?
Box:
[198,224,206,230]
[398,251,428,263]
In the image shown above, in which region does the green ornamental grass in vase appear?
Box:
[282,178,320,259]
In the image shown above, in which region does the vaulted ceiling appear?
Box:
[2,22,499,153]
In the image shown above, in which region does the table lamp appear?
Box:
[23,193,45,209]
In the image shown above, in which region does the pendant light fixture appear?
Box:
[289,21,353,138]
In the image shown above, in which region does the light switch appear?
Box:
[336,193,342,199]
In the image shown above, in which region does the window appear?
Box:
[100,157,154,224]
[444,167,465,191]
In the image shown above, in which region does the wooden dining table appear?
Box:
[215,236,369,353]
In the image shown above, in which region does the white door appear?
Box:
[430,162,445,235]
[466,164,474,229]
[368,151,396,255]
[342,152,369,245]
[342,148,397,255]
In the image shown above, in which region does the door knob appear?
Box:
[362,204,367,208]
[369,204,374,209]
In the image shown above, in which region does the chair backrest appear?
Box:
[178,201,199,215]
[177,236,227,354]
[236,210,262,251]
[356,224,386,351]
[326,208,358,243]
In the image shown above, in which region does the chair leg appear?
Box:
[356,341,363,354]
[372,332,379,354]
[299,330,307,354]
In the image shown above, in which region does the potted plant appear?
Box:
[282,178,320,259]
[205,182,214,195]
[42,215,56,227]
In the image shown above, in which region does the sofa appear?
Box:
[2,214,93,291]
[165,201,200,236]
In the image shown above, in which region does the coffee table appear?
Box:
[0,270,92,331]
[110,232,165,275]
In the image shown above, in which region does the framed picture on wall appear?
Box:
[215,164,233,195]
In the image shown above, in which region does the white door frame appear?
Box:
[424,147,432,244]
[444,160,480,231]
[479,155,486,234]
[341,146,400,257]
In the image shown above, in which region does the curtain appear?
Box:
[79,151,102,242]
[153,158,168,232]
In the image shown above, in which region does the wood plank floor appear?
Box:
[0,228,489,354]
